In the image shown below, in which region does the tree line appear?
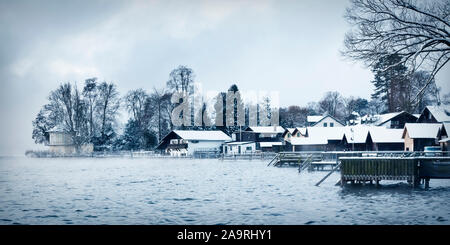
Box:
[31,65,276,152]
[32,0,449,152]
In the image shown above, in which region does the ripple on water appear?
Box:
[36,215,59,218]
[173,198,196,202]
[2,157,450,225]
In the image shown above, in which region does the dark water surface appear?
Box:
[0,156,449,225]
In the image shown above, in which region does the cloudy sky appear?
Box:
[0,0,449,155]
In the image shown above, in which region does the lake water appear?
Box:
[0,156,449,225]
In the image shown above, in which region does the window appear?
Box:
[191,140,199,143]
[297,133,300,137]
[246,146,252,151]
[288,134,290,138]
[323,123,327,127]
[330,122,334,127]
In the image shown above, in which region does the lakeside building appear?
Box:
[361,111,418,129]
[231,126,285,152]
[223,141,256,155]
[341,126,372,151]
[47,125,93,154]
[368,127,404,151]
[288,127,347,151]
[156,130,231,156]
[402,123,442,151]
[232,126,285,142]
[438,123,450,152]
[284,126,408,152]
[417,105,450,123]
[282,127,307,142]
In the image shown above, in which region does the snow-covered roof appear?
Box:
[373,112,403,126]
[290,127,346,145]
[426,105,450,122]
[173,130,231,141]
[442,122,450,133]
[343,125,370,144]
[369,127,404,143]
[307,115,323,123]
[259,142,283,147]
[284,128,296,134]
[295,127,307,135]
[402,123,442,139]
[290,137,328,145]
[312,115,345,127]
[225,141,254,145]
[307,127,345,141]
[47,124,68,133]
[439,138,450,143]
[246,126,285,133]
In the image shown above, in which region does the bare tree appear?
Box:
[150,87,172,142]
[279,105,308,128]
[166,65,195,94]
[125,89,149,127]
[343,0,450,106]
[82,78,98,139]
[318,91,345,120]
[96,82,120,141]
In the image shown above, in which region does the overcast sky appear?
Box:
[0,0,449,155]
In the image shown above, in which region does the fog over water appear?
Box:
[1,157,449,225]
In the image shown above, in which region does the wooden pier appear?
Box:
[268,151,450,188]
[221,152,277,161]
[268,152,339,171]
[339,156,450,187]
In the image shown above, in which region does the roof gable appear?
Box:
[312,115,345,127]
[425,105,450,122]
[246,126,285,134]
[402,123,442,139]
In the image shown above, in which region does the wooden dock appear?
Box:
[339,156,450,187]
[267,151,450,188]
[221,152,277,161]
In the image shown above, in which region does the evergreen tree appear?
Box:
[371,54,408,112]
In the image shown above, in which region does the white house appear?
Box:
[310,115,344,127]
[156,130,232,156]
[223,141,256,155]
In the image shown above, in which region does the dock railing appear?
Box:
[271,151,449,168]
